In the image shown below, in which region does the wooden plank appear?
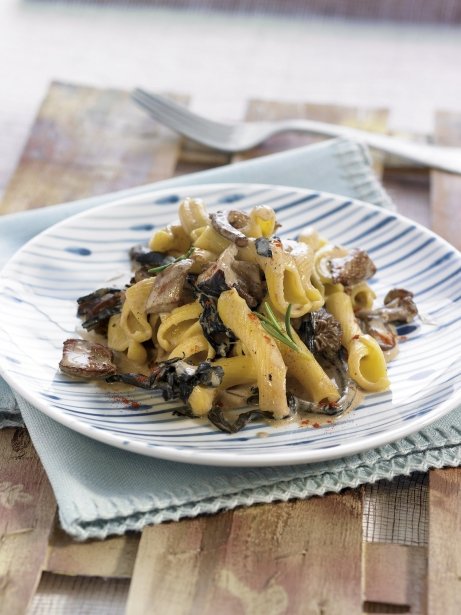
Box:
[0,428,56,615]
[29,572,130,615]
[430,111,461,250]
[45,526,139,579]
[126,494,363,615]
[0,81,188,214]
[363,543,427,614]
[428,468,461,613]
[426,111,461,615]
[174,140,231,176]
[382,168,431,227]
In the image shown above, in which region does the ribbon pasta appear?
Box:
[73,196,411,434]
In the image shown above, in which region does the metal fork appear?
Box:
[132,88,461,175]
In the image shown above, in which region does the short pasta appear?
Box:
[61,197,418,433]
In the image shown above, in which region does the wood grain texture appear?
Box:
[363,543,427,614]
[29,572,130,615]
[426,111,461,615]
[382,168,431,227]
[431,111,461,250]
[0,429,56,615]
[126,494,363,615]
[427,469,461,612]
[0,82,187,214]
[45,527,139,578]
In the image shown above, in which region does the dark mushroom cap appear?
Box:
[329,248,377,286]
[297,308,343,359]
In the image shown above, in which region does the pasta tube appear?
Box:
[107,314,130,352]
[188,356,257,415]
[217,288,290,418]
[120,277,156,342]
[168,321,215,362]
[157,302,203,352]
[326,291,390,392]
[149,224,190,254]
[278,327,340,403]
[178,197,210,235]
[193,225,230,253]
[247,205,278,237]
[347,282,376,311]
[107,314,148,364]
[240,240,323,318]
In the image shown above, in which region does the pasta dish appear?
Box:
[59,197,418,433]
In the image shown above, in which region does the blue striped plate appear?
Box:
[1,183,460,467]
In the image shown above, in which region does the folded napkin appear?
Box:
[1,138,460,540]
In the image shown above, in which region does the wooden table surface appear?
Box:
[0,81,460,615]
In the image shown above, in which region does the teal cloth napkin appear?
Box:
[1,137,460,540]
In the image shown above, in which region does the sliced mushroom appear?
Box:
[128,246,176,282]
[129,245,175,268]
[227,209,250,230]
[383,289,418,322]
[356,288,418,351]
[146,259,194,314]
[59,339,117,379]
[210,211,249,247]
[356,289,418,325]
[196,245,237,298]
[196,244,263,308]
[231,260,265,307]
[77,288,124,332]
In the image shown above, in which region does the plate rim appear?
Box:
[1,181,460,467]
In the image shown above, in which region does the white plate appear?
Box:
[1,183,460,467]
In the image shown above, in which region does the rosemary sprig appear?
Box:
[256,302,300,353]
[148,246,195,274]
[284,303,294,342]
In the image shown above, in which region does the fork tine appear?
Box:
[135,90,235,138]
[132,90,208,129]
[132,89,235,140]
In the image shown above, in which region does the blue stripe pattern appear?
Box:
[0,183,460,467]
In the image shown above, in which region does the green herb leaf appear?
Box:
[148,246,195,274]
[284,303,294,342]
[256,302,300,353]
[264,302,281,330]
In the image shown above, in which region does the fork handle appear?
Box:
[280,119,461,174]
